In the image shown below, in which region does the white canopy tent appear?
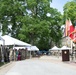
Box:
[27,46,39,59]
[13,46,39,59]
[0,35,31,46]
[26,46,39,51]
[30,46,39,51]
[60,46,71,50]
[13,47,26,50]
[49,46,61,57]
[0,36,14,45]
[13,46,39,51]
[49,46,71,51]
[49,46,71,58]
[49,46,60,51]
[0,36,5,45]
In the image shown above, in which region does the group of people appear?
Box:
[0,47,10,62]
[9,48,28,61]
[15,49,21,61]
[0,46,40,62]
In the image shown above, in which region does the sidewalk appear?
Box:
[0,61,15,75]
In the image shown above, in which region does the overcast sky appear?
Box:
[51,0,69,14]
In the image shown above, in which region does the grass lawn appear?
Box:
[0,62,5,67]
[0,62,9,67]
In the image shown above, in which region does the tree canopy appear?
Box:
[0,0,62,50]
[63,1,76,25]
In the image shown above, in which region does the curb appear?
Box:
[0,62,13,70]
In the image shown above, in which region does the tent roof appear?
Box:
[13,46,39,51]
[60,46,71,50]
[0,36,4,41]
[26,46,39,51]
[31,46,39,51]
[49,46,60,51]
[0,35,31,46]
[13,47,26,50]
[0,36,5,45]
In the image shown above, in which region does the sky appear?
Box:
[51,0,69,14]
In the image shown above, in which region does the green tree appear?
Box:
[63,1,76,25]
[0,0,26,37]
[0,0,62,50]
[18,0,62,49]
[73,0,76,2]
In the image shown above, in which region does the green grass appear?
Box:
[0,62,9,67]
[0,62,5,67]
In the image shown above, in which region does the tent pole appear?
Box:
[1,45,4,62]
[30,51,31,59]
[29,46,31,59]
[1,39,5,62]
[13,43,15,61]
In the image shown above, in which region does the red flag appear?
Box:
[69,20,75,39]
[73,36,76,43]
[72,26,76,42]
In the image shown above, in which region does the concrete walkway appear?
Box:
[0,62,16,75]
[0,56,76,75]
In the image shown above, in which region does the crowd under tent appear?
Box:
[13,46,39,59]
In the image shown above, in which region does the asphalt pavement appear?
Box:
[3,56,76,75]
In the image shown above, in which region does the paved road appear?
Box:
[5,59,76,75]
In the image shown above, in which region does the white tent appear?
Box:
[0,35,14,45]
[0,36,4,41]
[60,46,71,50]
[26,46,39,51]
[30,46,39,51]
[13,47,26,50]
[0,40,3,45]
[13,46,39,59]
[26,46,39,59]
[49,46,60,51]
[0,36,5,45]
[0,35,31,46]
[13,46,39,51]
